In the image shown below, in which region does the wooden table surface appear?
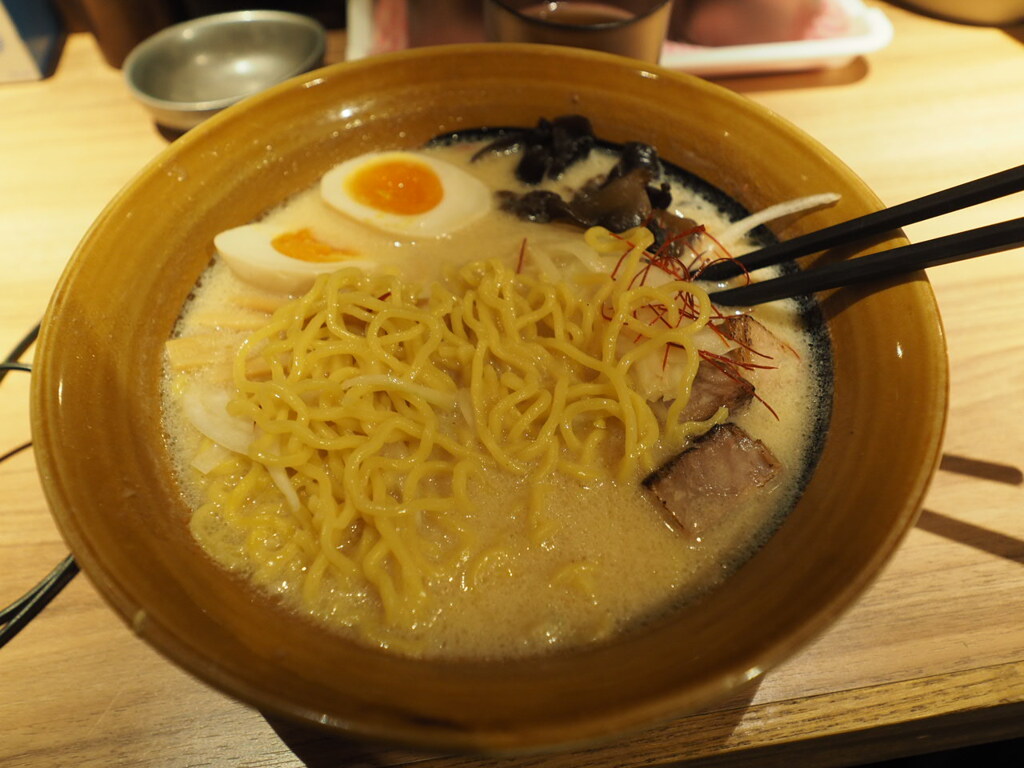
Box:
[2,4,1023,766]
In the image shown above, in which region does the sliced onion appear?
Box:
[268,465,301,512]
[180,387,254,455]
[718,193,841,247]
[191,442,233,474]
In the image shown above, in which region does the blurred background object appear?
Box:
[670,0,822,46]
[408,0,485,46]
[895,0,1024,26]
[178,1,345,28]
[65,0,344,68]
[75,0,177,67]
[0,0,62,81]
[346,0,895,77]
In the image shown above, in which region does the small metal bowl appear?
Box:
[124,10,326,132]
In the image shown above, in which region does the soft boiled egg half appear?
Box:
[320,151,491,238]
[214,223,375,294]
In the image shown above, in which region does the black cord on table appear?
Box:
[0,322,79,649]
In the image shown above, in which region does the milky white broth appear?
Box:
[162,137,830,659]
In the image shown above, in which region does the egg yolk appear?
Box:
[346,158,444,215]
[271,229,358,263]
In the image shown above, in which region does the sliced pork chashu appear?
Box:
[724,314,794,369]
[643,423,782,535]
[677,314,793,421]
[677,357,754,422]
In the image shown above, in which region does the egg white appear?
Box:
[319,151,492,238]
[214,222,374,294]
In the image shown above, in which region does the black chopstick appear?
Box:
[700,164,1024,282]
[0,555,79,650]
[710,216,1024,307]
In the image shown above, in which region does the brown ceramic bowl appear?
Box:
[31,45,947,752]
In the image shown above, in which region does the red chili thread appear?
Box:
[609,240,636,281]
[662,341,673,371]
[629,260,653,290]
[699,349,780,420]
[597,224,782,419]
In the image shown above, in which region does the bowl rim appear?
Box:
[33,42,949,752]
[122,9,327,114]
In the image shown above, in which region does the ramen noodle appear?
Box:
[163,126,831,658]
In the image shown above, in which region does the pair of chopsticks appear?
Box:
[705,165,1024,306]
